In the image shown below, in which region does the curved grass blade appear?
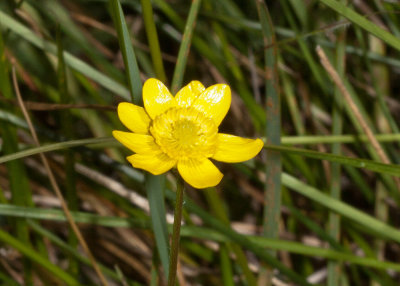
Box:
[3,137,400,177]
[282,173,400,244]
[265,144,400,177]
[110,0,142,103]
[0,137,115,164]
[0,10,130,99]
[319,0,400,52]
[0,229,80,285]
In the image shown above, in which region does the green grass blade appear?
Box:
[281,133,400,145]
[0,137,115,164]
[140,0,167,82]
[28,220,135,284]
[110,0,142,103]
[0,229,80,285]
[170,0,202,93]
[3,137,400,177]
[0,10,130,99]
[265,144,400,177]
[328,4,347,284]
[319,0,400,52]
[282,173,400,243]
[146,174,170,278]
[3,204,400,272]
[256,1,281,284]
[0,26,33,284]
[219,244,234,286]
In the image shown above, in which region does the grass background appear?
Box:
[1,0,400,285]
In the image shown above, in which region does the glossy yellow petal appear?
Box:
[175,81,205,108]
[177,158,223,189]
[112,131,161,154]
[192,84,231,126]
[127,153,176,175]
[117,102,151,134]
[143,78,176,119]
[212,134,264,163]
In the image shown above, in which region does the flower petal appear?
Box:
[175,81,205,108]
[117,102,151,134]
[212,134,264,163]
[143,78,176,119]
[112,131,160,154]
[192,84,231,126]
[127,153,176,175]
[177,158,223,189]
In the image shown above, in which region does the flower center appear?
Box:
[150,107,218,160]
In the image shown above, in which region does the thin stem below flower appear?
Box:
[167,175,185,286]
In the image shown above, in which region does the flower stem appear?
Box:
[167,175,184,286]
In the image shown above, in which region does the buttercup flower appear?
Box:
[113,78,263,189]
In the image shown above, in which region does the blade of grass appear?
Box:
[4,137,400,177]
[282,173,400,244]
[0,27,33,285]
[0,10,130,99]
[2,204,400,272]
[220,245,234,286]
[110,0,142,103]
[0,228,80,285]
[140,0,166,82]
[264,144,400,177]
[28,220,138,284]
[170,0,202,93]
[146,174,170,278]
[319,0,400,52]
[256,1,281,285]
[369,33,391,286]
[281,133,400,145]
[328,2,346,284]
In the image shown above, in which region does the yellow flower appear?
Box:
[113,78,263,189]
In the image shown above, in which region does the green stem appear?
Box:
[167,176,185,286]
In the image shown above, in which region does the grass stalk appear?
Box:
[170,0,202,93]
[327,2,347,283]
[140,0,167,82]
[167,176,185,286]
[369,34,390,286]
[110,0,142,103]
[256,1,281,284]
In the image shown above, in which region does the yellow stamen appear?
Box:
[150,107,218,160]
